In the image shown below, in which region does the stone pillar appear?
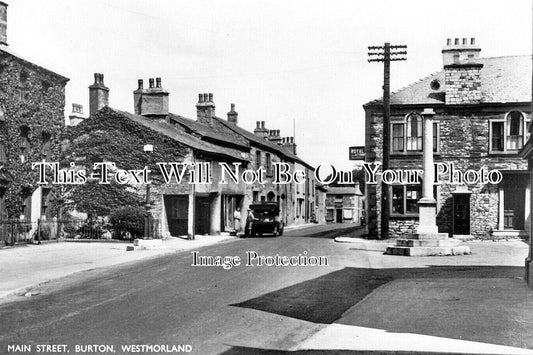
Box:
[385,108,470,256]
[416,108,439,235]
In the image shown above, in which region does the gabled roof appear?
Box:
[214,117,314,169]
[112,108,248,162]
[0,45,69,84]
[365,55,531,107]
[168,113,249,150]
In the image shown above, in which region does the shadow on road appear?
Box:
[231,265,521,324]
[219,345,490,355]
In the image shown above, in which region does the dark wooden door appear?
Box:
[164,195,188,237]
[195,197,211,235]
[453,194,470,235]
[336,209,343,223]
[504,188,525,230]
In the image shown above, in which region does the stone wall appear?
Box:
[389,218,419,237]
[0,51,67,219]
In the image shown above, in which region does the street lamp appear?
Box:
[143,144,153,239]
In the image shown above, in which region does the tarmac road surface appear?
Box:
[0,226,531,355]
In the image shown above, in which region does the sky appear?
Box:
[5,0,532,170]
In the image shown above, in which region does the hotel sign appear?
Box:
[349,146,365,160]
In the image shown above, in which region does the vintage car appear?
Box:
[246,202,284,237]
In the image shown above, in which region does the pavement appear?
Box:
[0,234,237,301]
[1,225,532,354]
[296,236,533,354]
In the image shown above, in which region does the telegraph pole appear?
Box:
[368,43,407,239]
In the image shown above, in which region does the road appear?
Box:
[0,226,529,354]
[0,226,364,354]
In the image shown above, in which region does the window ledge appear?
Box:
[390,214,420,219]
[391,152,440,157]
[489,151,522,156]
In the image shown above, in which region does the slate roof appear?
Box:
[365,55,531,107]
[112,109,248,162]
[0,45,69,83]
[214,117,314,169]
[167,111,314,169]
[168,113,249,150]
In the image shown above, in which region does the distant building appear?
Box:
[0,2,68,228]
[364,37,530,239]
[325,185,363,225]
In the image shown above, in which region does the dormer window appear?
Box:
[490,111,529,153]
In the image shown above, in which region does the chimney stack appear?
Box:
[442,37,483,105]
[280,136,297,155]
[254,120,269,138]
[196,92,215,125]
[267,128,282,144]
[88,73,109,116]
[133,77,169,116]
[0,2,7,46]
[227,103,238,125]
[442,37,481,66]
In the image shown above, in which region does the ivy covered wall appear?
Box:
[0,51,67,219]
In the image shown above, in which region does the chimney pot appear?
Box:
[462,38,467,45]
[137,79,143,90]
[198,93,203,103]
[454,38,459,45]
[149,78,154,89]
[208,93,213,102]
[261,121,265,128]
[471,37,475,45]
[156,77,161,88]
[230,103,235,111]
[446,38,451,46]
[256,121,260,128]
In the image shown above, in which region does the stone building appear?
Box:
[65,74,316,238]
[0,1,68,227]
[364,38,530,239]
[324,186,363,225]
